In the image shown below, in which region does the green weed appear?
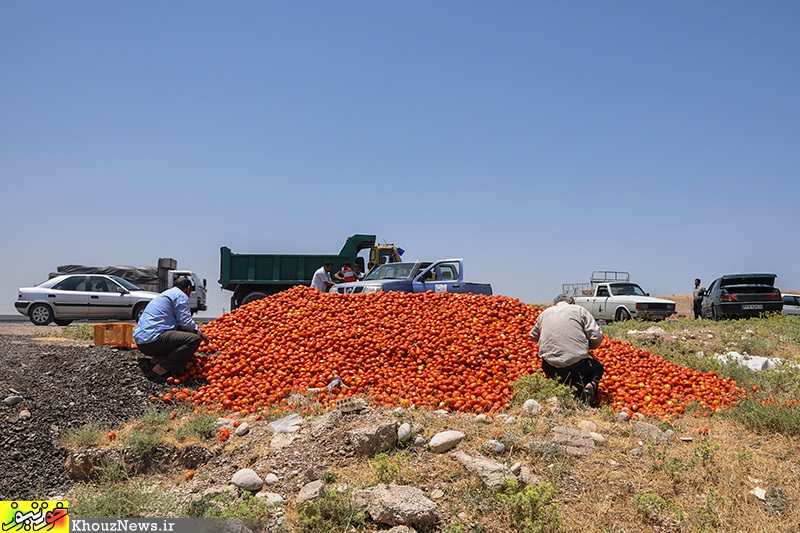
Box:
[631,493,684,527]
[496,478,564,533]
[511,373,578,410]
[60,323,95,340]
[122,407,171,457]
[297,487,365,533]
[175,413,217,441]
[371,451,414,484]
[63,422,104,448]
[70,460,153,517]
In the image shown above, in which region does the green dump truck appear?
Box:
[220,234,403,309]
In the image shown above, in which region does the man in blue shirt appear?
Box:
[134,277,208,381]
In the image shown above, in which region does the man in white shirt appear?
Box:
[310,261,335,291]
[530,293,604,405]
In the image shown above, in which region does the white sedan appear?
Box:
[16,274,160,326]
[782,294,800,315]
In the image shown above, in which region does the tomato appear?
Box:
[185,286,743,419]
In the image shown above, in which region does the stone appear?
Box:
[270,433,299,450]
[484,439,505,454]
[296,480,324,504]
[522,399,542,413]
[634,421,668,443]
[18,410,32,421]
[504,416,517,426]
[256,492,284,507]
[430,489,444,500]
[474,414,492,424]
[628,448,643,457]
[450,450,514,488]
[510,462,522,475]
[265,473,279,485]
[430,409,450,419]
[397,423,412,443]
[349,420,398,455]
[589,432,607,445]
[231,468,263,491]
[3,395,23,406]
[548,426,596,456]
[578,420,597,432]
[235,422,250,436]
[366,484,439,527]
[337,397,368,413]
[386,527,417,533]
[413,436,426,447]
[617,411,630,422]
[518,466,542,486]
[428,431,465,453]
[311,409,343,437]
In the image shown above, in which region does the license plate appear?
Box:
[741,304,763,310]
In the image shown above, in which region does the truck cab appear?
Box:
[169,270,208,313]
[329,259,492,296]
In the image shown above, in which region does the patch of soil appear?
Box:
[0,327,178,499]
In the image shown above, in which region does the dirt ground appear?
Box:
[0,325,169,499]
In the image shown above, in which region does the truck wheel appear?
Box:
[54,319,73,326]
[241,292,270,306]
[133,303,148,323]
[615,308,631,321]
[29,304,54,326]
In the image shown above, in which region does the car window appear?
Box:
[52,276,89,291]
[438,263,459,281]
[89,276,115,292]
[597,287,609,297]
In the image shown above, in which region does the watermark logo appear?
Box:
[0,501,68,532]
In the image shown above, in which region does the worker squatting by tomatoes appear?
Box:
[160,286,743,421]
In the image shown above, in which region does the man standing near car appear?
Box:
[310,260,335,292]
[529,293,605,405]
[134,277,208,381]
[693,278,706,319]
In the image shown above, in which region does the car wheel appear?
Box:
[133,303,148,323]
[54,319,73,326]
[712,306,720,321]
[240,292,269,307]
[615,308,631,321]
[29,304,54,326]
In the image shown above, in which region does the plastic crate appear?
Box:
[93,323,135,348]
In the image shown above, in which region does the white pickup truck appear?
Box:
[573,282,676,322]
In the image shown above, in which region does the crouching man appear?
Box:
[529,293,604,405]
[134,277,208,382]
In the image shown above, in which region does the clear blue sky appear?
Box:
[2,2,799,317]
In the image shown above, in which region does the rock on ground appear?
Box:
[364,483,439,527]
[428,431,465,453]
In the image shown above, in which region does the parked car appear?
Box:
[782,294,800,315]
[700,273,783,320]
[16,274,160,326]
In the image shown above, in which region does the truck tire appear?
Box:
[615,308,631,322]
[54,319,73,326]
[29,304,54,326]
[241,292,270,306]
[133,303,148,323]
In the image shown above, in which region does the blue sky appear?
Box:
[2,2,799,317]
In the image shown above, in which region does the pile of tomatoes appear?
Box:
[184,286,743,420]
